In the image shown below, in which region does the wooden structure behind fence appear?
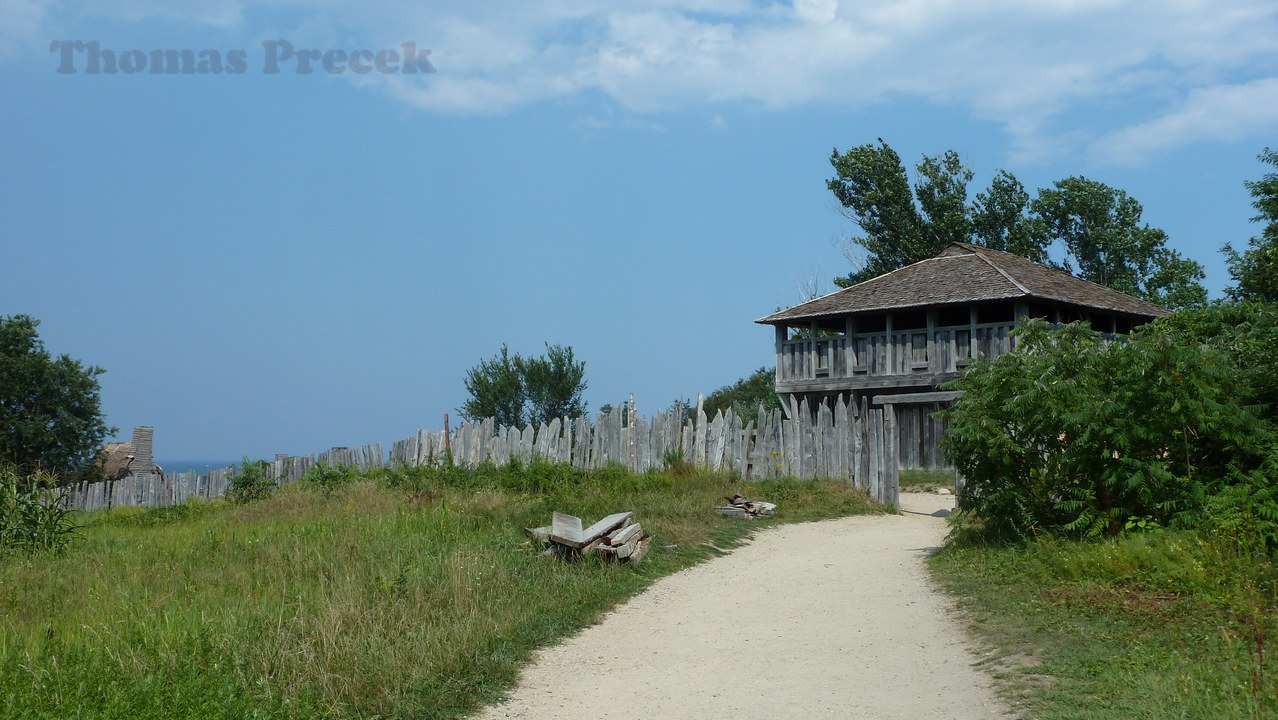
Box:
[65,395,907,512]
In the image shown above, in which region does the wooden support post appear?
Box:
[885,311,894,375]
[775,324,786,381]
[926,308,937,375]
[444,413,451,458]
[885,403,899,509]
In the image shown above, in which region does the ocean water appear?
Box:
[156,460,238,476]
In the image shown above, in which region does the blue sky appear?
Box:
[3,0,1276,460]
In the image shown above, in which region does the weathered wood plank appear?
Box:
[550,512,584,547]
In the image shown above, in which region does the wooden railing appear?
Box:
[777,323,1017,383]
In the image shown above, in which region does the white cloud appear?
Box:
[14,0,1278,162]
[1089,78,1278,164]
[0,0,52,57]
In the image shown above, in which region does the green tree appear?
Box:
[702,367,781,424]
[829,141,958,286]
[1225,148,1278,302]
[0,315,114,476]
[519,343,587,425]
[828,141,1206,308]
[1033,177,1207,309]
[459,343,587,428]
[970,170,1048,262]
[459,345,525,427]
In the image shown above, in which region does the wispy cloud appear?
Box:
[1089,78,1278,164]
[17,0,1278,163]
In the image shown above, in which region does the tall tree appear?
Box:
[829,140,1046,287]
[1225,148,1278,302]
[519,343,587,426]
[1033,177,1206,309]
[459,343,587,428]
[828,140,1206,308]
[459,345,525,427]
[970,170,1048,263]
[828,140,926,286]
[701,366,781,425]
[0,315,114,475]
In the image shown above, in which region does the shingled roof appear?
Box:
[757,242,1171,324]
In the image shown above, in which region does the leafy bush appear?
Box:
[943,317,1276,540]
[0,468,80,555]
[225,458,276,504]
[300,462,359,494]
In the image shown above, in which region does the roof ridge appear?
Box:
[969,247,1031,295]
[754,254,960,323]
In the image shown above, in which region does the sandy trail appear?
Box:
[474,493,1009,719]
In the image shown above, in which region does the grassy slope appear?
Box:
[0,464,880,720]
[930,531,1278,719]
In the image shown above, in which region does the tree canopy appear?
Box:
[0,315,114,475]
[1225,148,1278,302]
[459,343,587,428]
[701,366,781,425]
[828,140,1206,308]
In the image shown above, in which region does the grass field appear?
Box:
[931,530,1278,719]
[0,462,880,720]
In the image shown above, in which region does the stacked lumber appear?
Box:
[524,511,652,565]
[715,494,777,519]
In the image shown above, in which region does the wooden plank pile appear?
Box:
[715,494,777,519]
[524,511,652,565]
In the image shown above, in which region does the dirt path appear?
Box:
[474,493,1010,720]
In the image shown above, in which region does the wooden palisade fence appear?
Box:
[65,394,904,512]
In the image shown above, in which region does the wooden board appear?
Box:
[608,522,643,547]
[580,511,634,546]
[629,537,652,566]
[550,512,584,547]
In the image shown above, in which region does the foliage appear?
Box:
[942,317,1276,540]
[0,467,80,555]
[701,366,781,425]
[519,343,587,425]
[826,141,1207,309]
[460,343,587,428]
[300,462,359,494]
[225,457,276,504]
[0,315,114,477]
[1032,176,1207,309]
[1151,301,1278,423]
[828,141,997,286]
[1,466,879,720]
[1225,148,1278,302]
[459,345,525,427]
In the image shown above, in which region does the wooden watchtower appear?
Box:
[756,242,1170,471]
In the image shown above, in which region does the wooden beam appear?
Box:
[776,372,959,394]
[871,390,964,405]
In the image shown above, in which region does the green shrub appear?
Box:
[225,458,276,504]
[0,468,80,555]
[300,462,359,494]
[943,317,1276,540]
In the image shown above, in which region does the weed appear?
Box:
[225,457,276,504]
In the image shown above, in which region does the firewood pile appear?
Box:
[524,511,652,565]
[715,494,777,519]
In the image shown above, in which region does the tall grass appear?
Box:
[931,529,1278,719]
[0,462,879,720]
